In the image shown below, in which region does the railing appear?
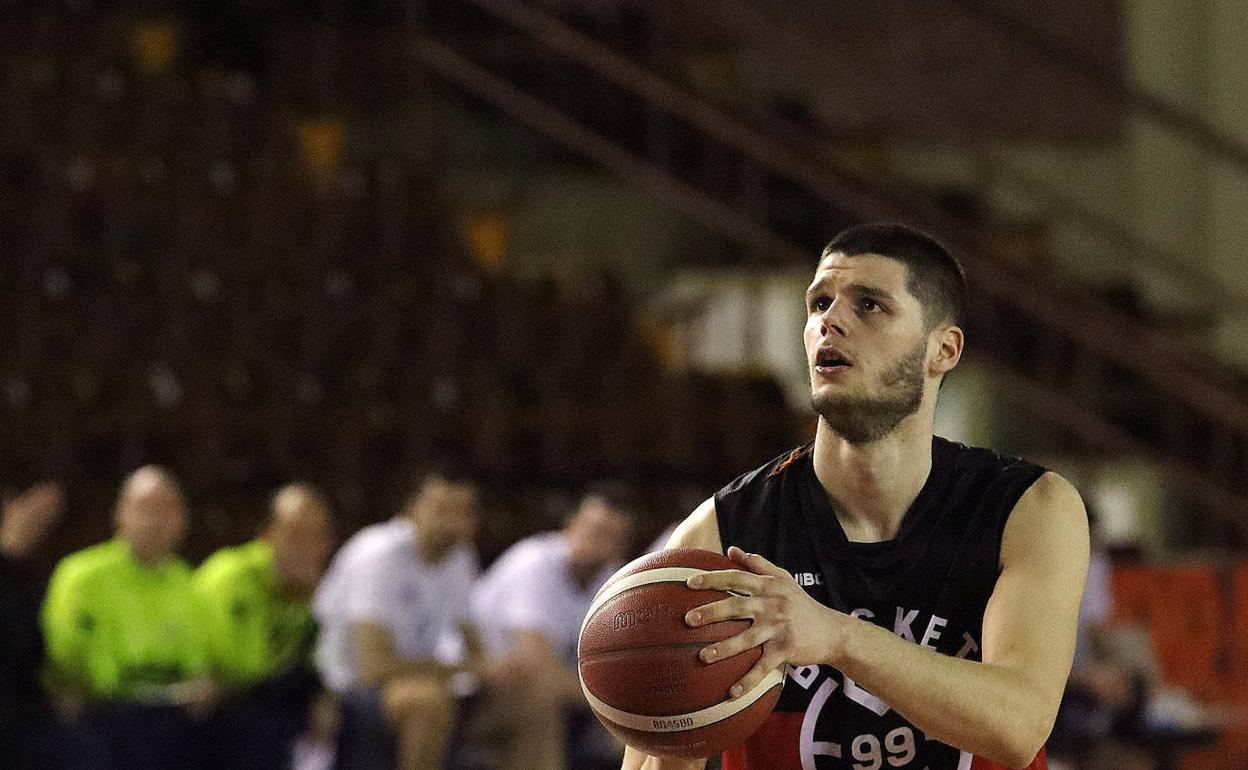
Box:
[945,0,1248,175]
[696,0,1248,313]
[411,0,1248,525]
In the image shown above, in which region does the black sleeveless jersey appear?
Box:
[714,436,1047,770]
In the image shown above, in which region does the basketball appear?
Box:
[577,547,784,757]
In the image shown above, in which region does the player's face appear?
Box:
[410,478,480,558]
[803,252,932,443]
[116,480,187,563]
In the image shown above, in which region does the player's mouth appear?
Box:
[813,346,853,378]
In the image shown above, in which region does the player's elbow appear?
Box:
[995,742,1043,770]
[988,711,1052,769]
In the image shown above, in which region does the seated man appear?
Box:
[313,509,413,697]
[469,483,635,770]
[194,483,334,770]
[41,466,213,770]
[336,469,484,770]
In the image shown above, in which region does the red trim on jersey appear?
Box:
[767,446,811,479]
[722,712,804,770]
[971,746,1047,770]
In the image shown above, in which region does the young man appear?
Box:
[313,506,414,696]
[623,224,1089,770]
[41,466,214,770]
[470,484,635,770]
[194,483,335,769]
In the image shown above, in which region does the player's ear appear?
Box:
[929,324,963,377]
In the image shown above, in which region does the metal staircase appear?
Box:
[408,0,1248,533]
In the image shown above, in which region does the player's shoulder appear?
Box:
[716,444,813,501]
[665,497,723,553]
[938,439,1082,518]
[1010,470,1087,522]
[938,436,1045,482]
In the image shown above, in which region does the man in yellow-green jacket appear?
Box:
[42,466,212,770]
[194,483,334,770]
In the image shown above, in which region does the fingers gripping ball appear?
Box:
[577,547,783,757]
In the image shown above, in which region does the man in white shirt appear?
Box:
[328,470,484,770]
[313,515,414,694]
[470,483,635,770]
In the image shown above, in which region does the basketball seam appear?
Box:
[577,639,709,662]
[580,666,784,733]
[598,694,774,733]
[579,566,706,641]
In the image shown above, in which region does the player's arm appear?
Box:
[352,622,461,688]
[693,472,1089,769]
[621,497,721,770]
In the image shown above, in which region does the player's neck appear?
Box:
[811,413,934,543]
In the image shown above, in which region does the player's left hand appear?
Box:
[685,546,846,699]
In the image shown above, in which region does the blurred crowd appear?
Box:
[0,464,652,770]
[2,463,1223,770]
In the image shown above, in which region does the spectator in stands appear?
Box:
[313,509,413,697]
[195,483,334,770]
[327,467,484,770]
[41,466,213,770]
[466,482,636,770]
[0,481,69,769]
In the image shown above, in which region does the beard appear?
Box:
[810,339,926,445]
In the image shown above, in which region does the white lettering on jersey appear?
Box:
[920,615,948,650]
[792,572,825,587]
[800,678,842,770]
[787,663,821,690]
[893,607,920,641]
[955,631,980,659]
[844,674,891,716]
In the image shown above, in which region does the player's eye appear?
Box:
[860,297,882,313]
[809,296,831,313]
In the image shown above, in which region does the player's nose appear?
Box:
[820,304,848,338]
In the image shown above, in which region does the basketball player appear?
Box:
[622,223,1089,770]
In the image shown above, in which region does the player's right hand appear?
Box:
[684,546,848,698]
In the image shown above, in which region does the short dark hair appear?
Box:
[822,223,967,330]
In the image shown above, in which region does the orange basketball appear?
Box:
[577,547,783,757]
